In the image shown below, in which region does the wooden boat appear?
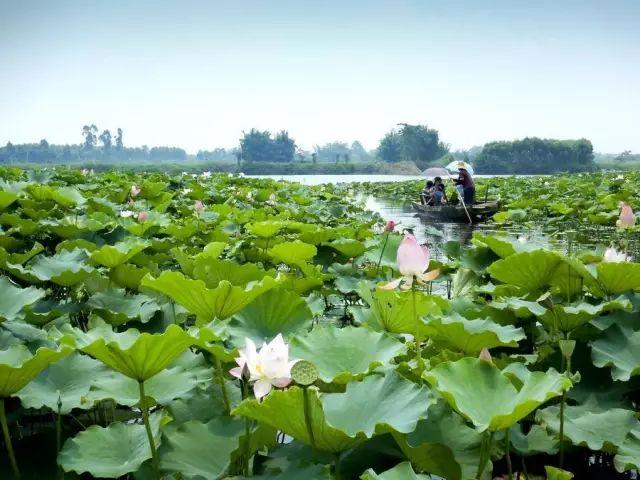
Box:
[412,201,500,223]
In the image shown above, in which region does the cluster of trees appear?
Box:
[474,138,597,174]
[238,129,296,163]
[376,123,450,169]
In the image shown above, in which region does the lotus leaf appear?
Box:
[545,466,574,479]
[594,262,640,295]
[540,297,632,334]
[614,427,640,473]
[90,238,150,268]
[325,238,366,258]
[0,191,18,212]
[509,424,558,456]
[88,288,160,326]
[591,324,640,381]
[289,326,405,383]
[487,250,563,292]
[424,358,571,432]
[0,344,72,396]
[28,248,95,286]
[0,276,46,321]
[268,240,317,266]
[192,257,274,287]
[361,462,431,480]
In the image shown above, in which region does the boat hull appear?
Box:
[411,201,500,223]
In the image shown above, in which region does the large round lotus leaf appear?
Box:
[471,234,517,259]
[0,344,72,396]
[0,191,18,212]
[487,250,563,292]
[87,288,160,326]
[192,257,274,287]
[17,352,107,413]
[509,424,558,456]
[27,184,85,208]
[58,412,162,478]
[361,462,431,480]
[246,220,286,238]
[362,233,402,269]
[289,326,405,384]
[357,282,447,336]
[545,466,574,480]
[536,403,637,451]
[87,365,198,407]
[27,248,95,286]
[78,323,193,381]
[421,313,526,354]
[594,262,640,295]
[488,297,547,318]
[450,268,478,298]
[227,288,313,344]
[233,386,362,453]
[109,262,151,290]
[140,270,280,323]
[591,324,640,381]
[540,297,632,333]
[89,238,150,268]
[614,427,640,473]
[424,358,571,432]
[160,418,244,479]
[395,401,485,480]
[325,238,366,259]
[322,371,432,437]
[268,240,317,266]
[0,276,46,321]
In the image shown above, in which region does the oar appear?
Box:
[447,175,473,224]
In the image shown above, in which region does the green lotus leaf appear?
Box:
[269,240,317,267]
[160,418,244,479]
[361,462,431,480]
[0,275,46,321]
[421,313,526,355]
[545,466,574,480]
[540,296,632,333]
[395,401,485,480]
[322,371,432,437]
[0,344,72,396]
[592,323,640,381]
[536,402,637,451]
[0,190,18,212]
[362,233,402,269]
[356,282,448,336]
[487,250,563,292]
[58,412,162,478]
[78,322,193,381]
[488,297,547,318]
[424,358,571,432]
[17,352,107,413]
[90,238,150,268]
[192,257,274,287]
[509,424,558,456]
[27,184,85,208]
[325,238,366,258]
[227,288,313,344]
[594,262,640,295]
[87,365,198,407]
[246,220,286,238]
[472,234,517,258]
[614,427,640,473]
[28,248,95,286]
[88,288,160,326]
[233,386,361,453]
[140,270,280,323]
[451,268,478,297]
[289,326,405,384]
[109,262,151,289]
[253,464,333,479]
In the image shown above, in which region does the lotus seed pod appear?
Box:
[291,360,319,386]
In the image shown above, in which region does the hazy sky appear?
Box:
[1,0,639,153]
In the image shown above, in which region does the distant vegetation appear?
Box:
[0,123,636,174]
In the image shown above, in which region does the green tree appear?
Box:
[81,125,98,150]
[377,124,449,168]
[99,130,112,150]
[115,128,123,149]
[377,131,402,163]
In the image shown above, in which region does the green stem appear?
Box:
[241,380,252,477]
[559,391,566,468]
[0,398,20,478]
[138,381,160,480]
[214,357,231,415]
[411,283,424,373]
[56,397,62,454]
[505,428,513,480]
[375,233,390,274]
[302,388,317,458]
[476,430,494,479]
[334,452,342,480]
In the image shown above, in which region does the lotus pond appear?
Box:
[1,167,640,480]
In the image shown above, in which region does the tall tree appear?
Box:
[81,124,98,149]
[99,130,112,150]
[115,128,123,149]
[377,132,402,163]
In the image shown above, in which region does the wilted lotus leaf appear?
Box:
[268,240,317,267]
[76,321,193,381]
[421,313,526,355]
[322,371,433,438]
[58,412,162,478]
[233,386,362,453]
[0,275,46,322]
[487,250,563,293]
[90,238,150,268]
[28,248,95,286]
[361,462,431,480]
[289,326,405,384]
[0,343,72,396]
[17,352,107,413]
[88,288,160,326]
[160,418,244,479]
[141,270,280,323]
[424,358,571,432]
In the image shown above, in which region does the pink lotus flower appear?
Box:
[137,211,148,223]
[617,202,635,228]
[130,185,141,198]
[194,200,204,214]
[384,220,396,232]
[230,334,296,400]
[479,348,493,363]
[380,233,439,290]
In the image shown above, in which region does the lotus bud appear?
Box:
[618,202,635,228]
[479,348,493,363]
[137,211,148,223]
[130,185,141,198]
[384,220,396,232]
[194,200,204,214]
[241,362,251,382]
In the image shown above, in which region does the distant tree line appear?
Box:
[474,138,597,174]
[376,123,450,169]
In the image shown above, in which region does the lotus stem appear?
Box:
[0,398,20,478]
[302,387,317,458]
[559,391,566,468]
[214,357,231,415]
[334,452,343,480]
[411,283,424,373]
[241,380,252,476]
[56,397,62,454]
[505,428,513,480]
[476,430,494,479]
[138,381,160,480]
[375,232,390,274]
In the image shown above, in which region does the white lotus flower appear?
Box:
[201,171,212,179]
[130,185,141,197]
[120,210,134,218]
[182,188,192,195]
[603,247,632,263]
[230,334,296,400]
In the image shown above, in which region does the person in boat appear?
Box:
[454,165,475,205]
[433,176,448,205]
[421,180,435,205]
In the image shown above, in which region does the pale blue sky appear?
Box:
[1,0,639,153]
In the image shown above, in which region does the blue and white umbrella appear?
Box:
[445,160,474,176]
